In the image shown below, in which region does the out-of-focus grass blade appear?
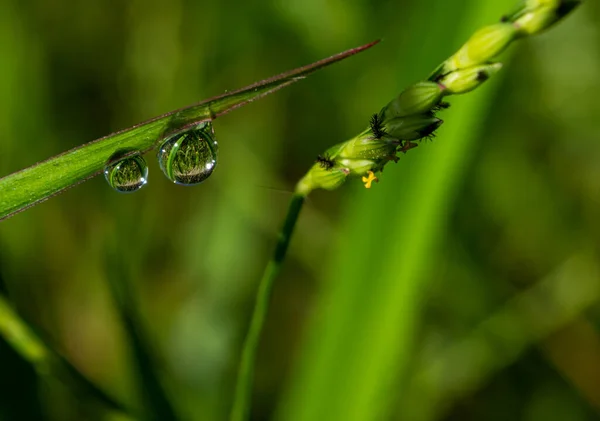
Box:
[279,2,513,421]
[105,246,179,421]
[402,254,600,421]
[0,40,379,222]
[0,294,128,415]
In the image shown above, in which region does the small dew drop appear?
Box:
[104,154,148,193]
[157,121,218,186]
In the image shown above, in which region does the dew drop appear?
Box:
[157,121,218,186]
[104,154,148,193]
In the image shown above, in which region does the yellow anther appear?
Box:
[362,171,378,189]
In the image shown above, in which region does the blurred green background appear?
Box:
[1,0,600,420]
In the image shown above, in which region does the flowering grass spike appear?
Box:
[296,0,581,196]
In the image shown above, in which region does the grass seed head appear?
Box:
[296,0,580,196]
[384,114,444,141]
[439,63,503,95]
[297,164,349,195]
[382,81,445,120]
[445,23,518,72]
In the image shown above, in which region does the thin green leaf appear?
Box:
[105,245,179,421]
[0,40,379,221]
[401,254,600,421]
[0,294,128,415]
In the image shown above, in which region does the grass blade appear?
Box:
[105,246,179,421]
[402,254,600,420]
[0,294,128,415]
[0,40,379,221]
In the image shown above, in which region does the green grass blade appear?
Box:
[401,253,600,421]
[0,296,50,371]
[0,294,128,415]
[105,247,179,421]
[0,40,378,221]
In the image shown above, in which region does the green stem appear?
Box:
[230,193,306,421]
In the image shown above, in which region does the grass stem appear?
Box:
[230,193,305,421]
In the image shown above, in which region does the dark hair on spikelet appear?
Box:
[315,154,335,170]
[370,113,387,140]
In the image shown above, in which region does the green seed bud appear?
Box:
[382,81,444,119]
[525,0,561,8]
[322,142,346,159]
[296,164,348,195]
[445,23,518,71]
[384,114,443,141]
[514,6,557,35]
[439,63,503,95]
[338,134,397,160]
[337,158,380,176]
[514,1,580,36]
[501,1,529,23]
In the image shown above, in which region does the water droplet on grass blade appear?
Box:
[104,154,148,193]
[157,121,218,185]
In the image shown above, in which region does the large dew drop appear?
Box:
[157,121,218,186]
[104,154,148,193]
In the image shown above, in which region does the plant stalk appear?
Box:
[230,193,305,421]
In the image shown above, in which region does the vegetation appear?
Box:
[0,0,598,420]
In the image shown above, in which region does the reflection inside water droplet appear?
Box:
[104,154,148,193]
[157,121,218,186]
